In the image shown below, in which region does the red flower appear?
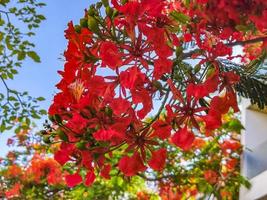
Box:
[204,170,218,184]
[110,97,131,116]
[54,150,70,166]
[171,127,195,151]
[66,113,88,133]
[65,173,83,187]
[118,152,147,176]
[132,88,152,119]
[148,148,167,171]
[186,69,219,99]
[120,32,153,69]
[120,66,146,90]
[153,58,173,80]
[226,158,238,170]
[183,33,192,42]
[5,183,21,199]
[100,41,122,69]
[93,129,117,141]
[54,143,75,166]
[151,120,171,140]
[167,79,207,129]
[220,140,241,154]
[85,171,96,186]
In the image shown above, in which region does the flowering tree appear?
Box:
[2,0,266,199]
[0,123,154,199]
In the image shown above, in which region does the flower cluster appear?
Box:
[2,154,64,199]
[47,0,267,187]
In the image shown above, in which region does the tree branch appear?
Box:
[181,36,267,59]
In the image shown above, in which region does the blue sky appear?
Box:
[0,0,97,156]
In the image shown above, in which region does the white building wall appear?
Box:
[240,99,267,200]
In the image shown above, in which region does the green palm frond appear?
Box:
[219,56,267,109]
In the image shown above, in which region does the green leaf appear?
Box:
[228,119,245,133]
[37,15,46,20]
[17,51,26,60]
[39,109,47,115]
[27,51,41,62]
[5,36,13,50]
[0,32,4,41]
[235,25,249,32]
[170,11,190,24]
[36,97,45,101]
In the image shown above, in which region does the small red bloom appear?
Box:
[167,79,207,129]
[204,170,218,184]
[5,183,21,199]
[226,158,238,170]
[66,113,88,133]
[220,140,241,154]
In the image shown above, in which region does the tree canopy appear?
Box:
[1,0,267,199]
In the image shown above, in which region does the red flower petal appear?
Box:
[183,33,192,42]
[148,148,167,171]
[152,120,171,140]
[84,171,96,186]
[118,152,147,176]
[65,173,83,187]
[171,127,195,151]
[100,41,122,69]
[110,97,131,116]
[100,164,111,179]
[54,150,70,166]
[93,129,120,141]
[204,170,218,184]
[153,58,173,80]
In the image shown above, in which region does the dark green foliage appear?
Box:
[219,57,267,109]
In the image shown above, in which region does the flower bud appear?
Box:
[121,0,128,5]
[43,135,51,144]
[39,130,48,135]
[88,5,96,16]
[57,130,68,142]
[73,25,80,33]
[96,2,103,9]
[194,64,201,73]
[102,0,109,7]
[104,107,113,117]
[76,141,87,150]
[105,7,114,18]
[87,16,100,33]
[175,46,183,57]
[206,66,216,78]
[80,18,87,28]
[152,80,163,90]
